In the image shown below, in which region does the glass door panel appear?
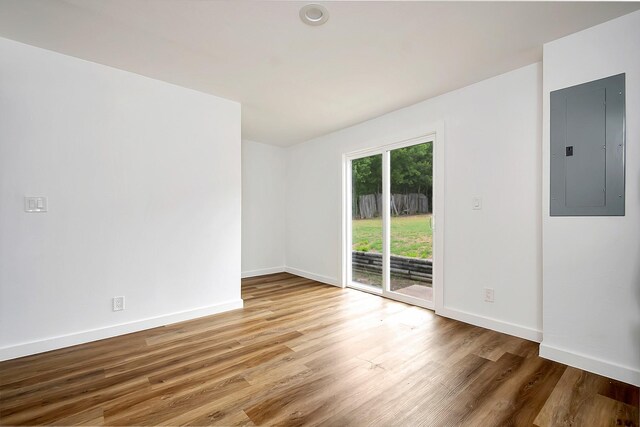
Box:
[388,143,433,302]
[350,154,383,291]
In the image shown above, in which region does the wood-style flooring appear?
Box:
[0,273,638,426]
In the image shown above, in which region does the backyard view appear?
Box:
[351,142,433,301]
[352,214,432,258]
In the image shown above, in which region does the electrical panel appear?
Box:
[550,73,625,216]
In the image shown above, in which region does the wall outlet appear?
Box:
[483,288,494,303]
[112,296,125,311]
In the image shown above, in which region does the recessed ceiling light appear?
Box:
[300,4,329,26]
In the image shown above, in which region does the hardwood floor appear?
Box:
[1,272,637,426]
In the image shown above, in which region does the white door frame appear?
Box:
[341,124,445,312]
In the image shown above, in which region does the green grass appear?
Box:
[352,214,432,259]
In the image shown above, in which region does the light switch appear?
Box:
[24,197,47,213]
[472,197,482,210]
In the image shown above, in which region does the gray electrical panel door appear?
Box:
[550,73,625,216]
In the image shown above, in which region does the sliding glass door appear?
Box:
[346,138,435,309]
[350,153,383,291]
[388,142,433,302]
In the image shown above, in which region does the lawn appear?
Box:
[352,214,432,259]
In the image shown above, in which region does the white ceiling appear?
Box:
[0,1,638,146]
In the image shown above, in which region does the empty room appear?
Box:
[0,1,639,426]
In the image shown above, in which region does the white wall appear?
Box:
[241,140,286,277]
[541,11,640,386]
[0,37,242,360]
[286,63,542,341]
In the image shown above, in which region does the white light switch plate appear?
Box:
[24,197,47,213]
[472,197,482,210]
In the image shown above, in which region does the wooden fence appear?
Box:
[352,251,432,283]
[354,193,429,219]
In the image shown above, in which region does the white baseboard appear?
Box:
[0,299,244,362]
[540,342,640,386]
[284,266,341,288]
[241,266,285,278]
[436,306,542,342]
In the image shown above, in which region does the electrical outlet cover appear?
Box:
[112,296,125,311]
[483,288,494,303]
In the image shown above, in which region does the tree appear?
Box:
[390,142,432,201]
[352,155,382,196]
[352,142,433,217]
